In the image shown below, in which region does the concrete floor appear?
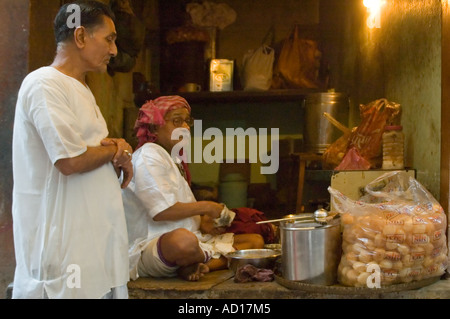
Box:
[127,270,450,299]
[5,267,450,299]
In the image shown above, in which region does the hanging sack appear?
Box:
[241,27,275,91]
[242,45,275,91]
[271,25,322,89]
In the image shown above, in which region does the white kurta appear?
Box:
[122,143,234,280]
[122,143,200,277]
[12,67,129,299]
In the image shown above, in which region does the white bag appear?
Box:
[242,45,275,91]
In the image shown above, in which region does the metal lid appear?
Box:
[280,209,340,230]
[314,208,328,219]
[280,220,336,230]
[305,92,349,104]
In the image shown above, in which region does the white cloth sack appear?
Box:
[242,45,274,91]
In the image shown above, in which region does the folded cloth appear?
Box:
[234,264,274,283]
[196,232,235,259]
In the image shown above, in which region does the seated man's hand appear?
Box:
[204,201,224,219]
[200,215,226,236]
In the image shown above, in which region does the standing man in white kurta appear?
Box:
[12,1,133,299]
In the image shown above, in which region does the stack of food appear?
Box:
[382,125,405,169]
[330,171,448,288]
[338,206,447,287]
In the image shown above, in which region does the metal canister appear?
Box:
[280,219,341,285]
[303,92,349,154]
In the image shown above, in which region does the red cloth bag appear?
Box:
[226,207,276,244]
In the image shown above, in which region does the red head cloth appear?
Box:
[134,95,192,150]
[134,95,192,185]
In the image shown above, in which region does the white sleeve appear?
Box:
[28,78,87,164]
[133,147,184,219]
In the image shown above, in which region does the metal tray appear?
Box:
[275,274,441,295]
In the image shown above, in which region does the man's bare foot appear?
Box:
[178,263,209,281]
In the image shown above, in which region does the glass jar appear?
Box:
[382,125,404,169]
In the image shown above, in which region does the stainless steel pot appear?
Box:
[280,219,341,285]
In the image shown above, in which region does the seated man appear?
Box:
[122,95,264,281]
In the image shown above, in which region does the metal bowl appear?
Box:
[226,249,281,273]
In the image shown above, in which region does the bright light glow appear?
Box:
[363,0,384,13]
[363,0,385,28]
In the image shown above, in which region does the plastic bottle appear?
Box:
[382,125,404,169]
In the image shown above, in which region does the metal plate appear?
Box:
[227,249,281,259]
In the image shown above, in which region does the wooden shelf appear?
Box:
[153,89,322,104]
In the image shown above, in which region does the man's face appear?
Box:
[82,15,118,73]
[156,108,192,152]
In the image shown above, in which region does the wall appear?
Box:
[381,0,441,197]
[322,0,442,198]
[28,0,59,71]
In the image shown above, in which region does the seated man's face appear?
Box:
[156,108,191,151]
